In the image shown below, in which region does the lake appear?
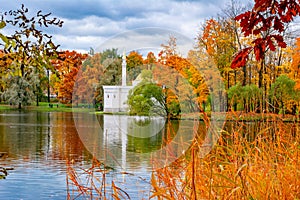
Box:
[0,110,200,199]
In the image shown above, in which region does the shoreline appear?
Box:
[0,104,299,122]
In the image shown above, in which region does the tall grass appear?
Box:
[66,114,299,199]
[151,115,300,199]
[66,158,130,200]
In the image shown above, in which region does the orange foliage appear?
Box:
[159,53,209,109]
[74,66,101,104]
[291,38,300,90]
[126,51,144,69]
[51,50,87,104]
[144,51,157,65]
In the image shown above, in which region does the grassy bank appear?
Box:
[1,103,299,123]
[0,103,95,113]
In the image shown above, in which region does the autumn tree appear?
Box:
[79,53,104,105]
[197,18,237,88]
[230,0,300,113]
[144,51,157,68]
[159,36,209,112]
[126,51,145,83]
[0,4,63,108]
[73,59,101,106]
[0,50,12,101]
[187,49,225,112]
[51,50,87,104]
[290,37,300,89]
[231,0,300,85]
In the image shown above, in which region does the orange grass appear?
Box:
[65,114,300,199]
[151,116,300,199]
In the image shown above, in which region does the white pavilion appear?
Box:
[102,51,133,113]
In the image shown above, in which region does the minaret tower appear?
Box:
[122,50,126,86]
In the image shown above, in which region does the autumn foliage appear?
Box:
[231,0,300,69]
[51,50,87,104]
[158,36,209,110]
[291,38,300,89]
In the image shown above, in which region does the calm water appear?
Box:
[0,110,198,199]
[1,110,293,199]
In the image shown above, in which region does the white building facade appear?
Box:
[102,51,133,113]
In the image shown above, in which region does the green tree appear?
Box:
[227,83,243,111]
[242,84,262,113]
[3,67,38,106]
[228,84,262,112]
[269,75,298,115]
[128,82,164,116]
[127,70,180,118]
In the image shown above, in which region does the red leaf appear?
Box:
[272,35,287,48]
[267,37,276,51]
[253,38,266,60]
[230,47,253,69]
[273,17,284,32]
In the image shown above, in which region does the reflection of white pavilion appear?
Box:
[102,51,133,113]
[102,114,165,170]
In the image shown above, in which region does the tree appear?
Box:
[128,82,164,116]
[51,51,87,104]
[291,37,300,89]
[269,75,298,115]
[227,83,243,111]
[197,18,237,87]
[0,4,63,108]
[99,49,122,85]
[242,84,262,112]
[92,48,120,105]
[127,69,180,118]
[3,67,39,107]
[80,52,105,105]
[74,63,101,105]
[231,0,300,83]
[159,36,209,112]
[230,0,300,113]
[228,83,262,112]
[0,50,12,101]
[126,51,145,83]
[144,51,157,67]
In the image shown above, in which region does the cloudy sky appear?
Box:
[0,0,247,55]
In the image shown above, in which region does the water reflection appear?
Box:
[0,111,92,199]
[74,113,196,170]
[0,111,201,199]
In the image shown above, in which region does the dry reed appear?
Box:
[66,114,300,199]
[151,114,300,199]
[66,158,130,200]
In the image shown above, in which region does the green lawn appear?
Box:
[0,102,95,113]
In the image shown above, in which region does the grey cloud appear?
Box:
[0,0,229,52]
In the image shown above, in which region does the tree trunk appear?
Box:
[36,93,39,106]
[242,65,247,86]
